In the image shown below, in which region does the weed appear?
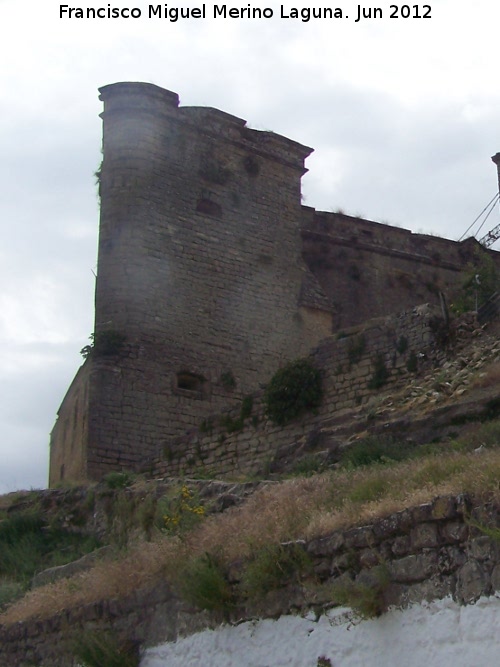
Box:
[179,553,233,616]
[317,658,333,667]
[466,517,500,542]
[290,454,326,477]
[80,330,126,359]
[137,494,156,541]
[396,335,408,354]
[330,565,389,619]
[341,436,413,469]
[240,543,312,599]
[0,580,23,611]
[220,371,236,390]
[199,418,214,435]
[72,631,140,667]
[157,485,205,535]
[411,456,469,487]
[220,414,244,434]
[241,395,254,420]
[264,358,322,426]
[348,477,388,504]
[0,509,100,585]
[103,471,133,490]
[107,492,136,548]
[368,354,389,390]
[347,335,366,366]
[406,350,418,373]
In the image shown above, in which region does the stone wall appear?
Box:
[2,492,500,665]
[49,363,90,486]
[150,304,445,479]
[302,210,500,330]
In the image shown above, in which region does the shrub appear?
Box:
[264,358,322,426]
[80,330,126,359]
[317,658,333,667]
[406,350,418,373]
[72,631,140,667]
[347,335,366,365]
[179,553,233,615]
[220,371,236,390]
[396,335,408,354]
[289,454,326,477]
[241,395,254,420]
[103,471,133,490]
[341,436,413,469]
[368,354,389,390]
[331,566,389,619]
[157,484,205,535]
[240,543,311,599]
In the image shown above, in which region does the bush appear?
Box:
[368,354,389,390]
[341,436,414,469]
[103,471,134,489]
[179,553,233,615]
[264,358,322,426]
[80,330,126,359]
[240,543,311,599]
[347,334,366,365]
[157,484,205,535]
[331,566,389,619]
[72,631,140,667]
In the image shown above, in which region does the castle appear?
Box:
[49,82,500,486]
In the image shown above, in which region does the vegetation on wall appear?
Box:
[80,330,126,359]
[347,334,366,366]
[72,631,140,667]
[264,358,323,426]
[367,354,389,390]
[450,247,499,315]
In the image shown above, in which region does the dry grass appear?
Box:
[471,362,500,390]
[4,446,500,626]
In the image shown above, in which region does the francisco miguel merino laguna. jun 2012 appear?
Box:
[59,4,352,20]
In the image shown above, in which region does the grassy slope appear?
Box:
[3,420,500,625]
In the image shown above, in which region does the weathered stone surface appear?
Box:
[440,520,469,544]
[391,535,412,557]
[343,526,376,549]
[437,546,466,575]
[411,522,439,550]
[389,551,438,583]
[468,536,498,562]
[490,563,500,592]
[456,560,489,604]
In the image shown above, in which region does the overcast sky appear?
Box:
[1,0,500,492]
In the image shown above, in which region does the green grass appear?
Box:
[330,565,389,619]
[178,553,234,616]
[240,543,311,599]
[72,631,139,667]
[0,508,100,587]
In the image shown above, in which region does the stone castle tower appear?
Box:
[49,83,500,486]
[49,82,332,484]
